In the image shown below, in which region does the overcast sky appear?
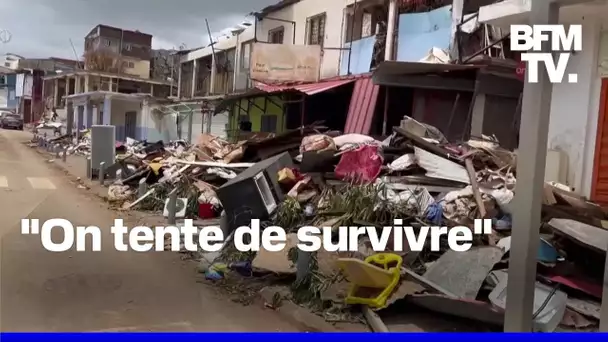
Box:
[0,0,277,59]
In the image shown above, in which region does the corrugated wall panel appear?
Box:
[343,77,379,134]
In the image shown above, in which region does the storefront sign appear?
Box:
[250,43,321,83]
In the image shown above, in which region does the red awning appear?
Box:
[255,78,356,96]
[343,77,379,135]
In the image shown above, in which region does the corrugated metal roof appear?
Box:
[255,78,356,95]
[344,77,380,135]
[374,61,483,78]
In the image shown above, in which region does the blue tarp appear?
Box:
[396,5,452,62]
[340,35,375,76]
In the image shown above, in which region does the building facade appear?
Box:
[479,0,608,203]
[0,69,17,110]
[84,24,153,79]
[0,53,23,70]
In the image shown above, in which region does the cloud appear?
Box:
[0,0,277,59]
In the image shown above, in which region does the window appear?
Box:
[122,61,135,68]
[0,76,5,84]
[362,11,373,37]
[307,13,326,46]
[104,38,111,46]
[4,62,10,67]
[124,43,132,51]
[241,42,252,70]
[260,115,278,133]
[268,27,285,44]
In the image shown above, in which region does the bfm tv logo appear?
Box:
[510,25,582,84]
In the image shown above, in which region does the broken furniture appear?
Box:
[337,253,402,309]
[216,152,293,234]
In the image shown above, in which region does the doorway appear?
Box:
[125,111,137,140]
[591,79,608,206]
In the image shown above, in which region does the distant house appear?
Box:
[84,24,153,79]
[0,53,24,70]
[0,66,17,111]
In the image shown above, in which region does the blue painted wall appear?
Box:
[396,5,452,62]
[0,74,17,109]
[340,35,376,76]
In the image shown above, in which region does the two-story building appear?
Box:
[176,0,397,138]
[84,24,153,80]
[41,24,179,142]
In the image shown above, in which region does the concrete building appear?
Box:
[0,53,23,70]
[479,0,608,203]
[0,67,17,110]
[84,24,153,80]
[42,70,174,142]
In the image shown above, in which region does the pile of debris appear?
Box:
[34,117,606,332]
[186,117,602,332]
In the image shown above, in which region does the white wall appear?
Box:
[478,1,608,198]
[0,88,7,108]
[0,54,22,70]
[255,0,350,78]
[548,17,602,196]
[182,0,354,79]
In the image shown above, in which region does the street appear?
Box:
[0,129,299,332]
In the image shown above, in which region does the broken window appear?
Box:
[307,13,326,47]
[241,42,252,70]
[268,27,285,44]
[261,115,278,133]
[362,11,373,37]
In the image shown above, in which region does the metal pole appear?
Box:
[86,157,92,179]
[99,162,106,185]
[346,0,358,75]
[385,0,397,62]
[167,188,177,225]
[62,147,67,162]
[138,178,147,198]
[167,188,178,225]
[504,0,558,332]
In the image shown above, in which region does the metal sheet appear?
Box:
[423,246,505,299]
[343,77,379,134]
[255,78,355,95]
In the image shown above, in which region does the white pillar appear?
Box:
[504,0,557,332]
[450,0,464,61]
[191,59,197,98]
[102,97,112,125]
[384,0,397,61]
[210,53,217,94]
[177,63,182,98]
[53,79,59,108]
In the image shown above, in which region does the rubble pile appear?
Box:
[32,117,606,332]
[187,117,604,332]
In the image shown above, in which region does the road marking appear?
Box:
[27,177,56,190]
[0,176,7,188]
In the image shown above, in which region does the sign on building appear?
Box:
[250,44,321,83]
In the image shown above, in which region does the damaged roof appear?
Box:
[254,0,301,19]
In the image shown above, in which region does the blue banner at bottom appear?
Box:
[0,333,606,341]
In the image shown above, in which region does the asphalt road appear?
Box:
[0,129,298,332]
